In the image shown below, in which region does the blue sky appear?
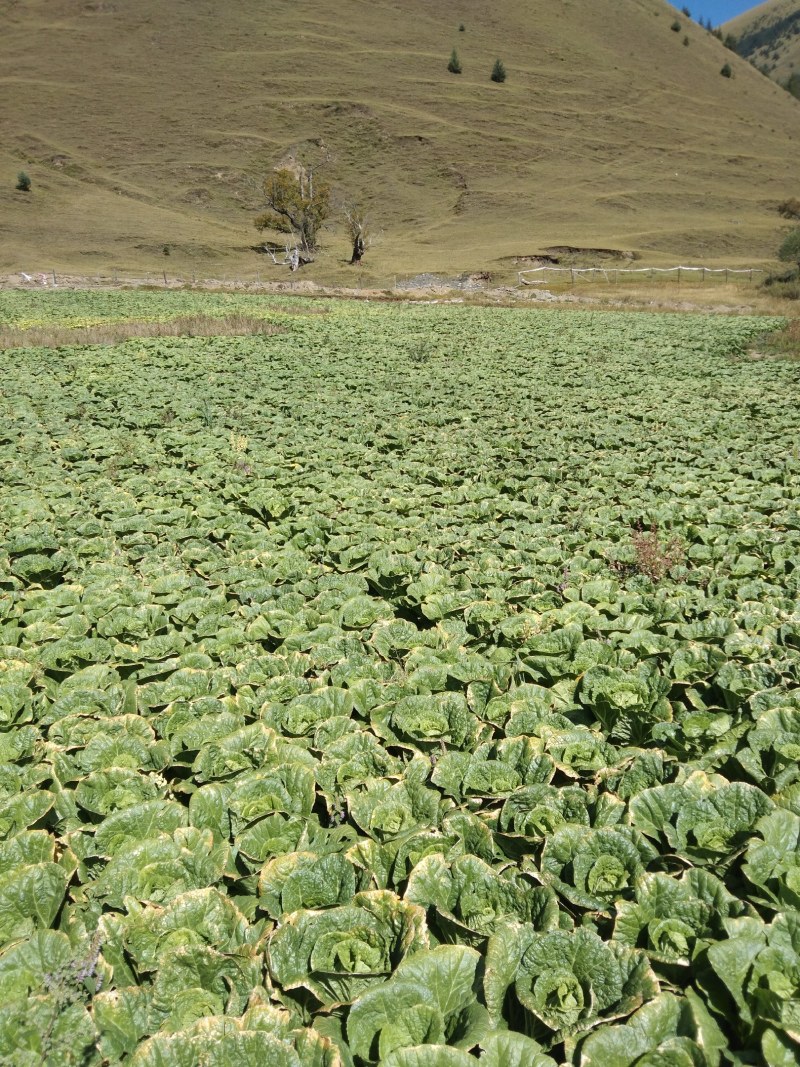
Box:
[686,1,762,25]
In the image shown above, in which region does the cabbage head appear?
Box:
[267,890,428,1007]
[485,925,658,1041]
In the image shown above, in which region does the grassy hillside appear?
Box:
[724,0,800,87]
[2,0,799,282]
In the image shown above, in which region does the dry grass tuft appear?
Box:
[747,317,800,361]
[610,524,686,582]
[0,313,285,349]
[630,526,686,582]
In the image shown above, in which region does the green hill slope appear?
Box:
[724,0,800,88]
[1,0,799,281]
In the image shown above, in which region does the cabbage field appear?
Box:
[1,290,799,1066]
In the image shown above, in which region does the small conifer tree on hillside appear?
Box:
[447,49,462,74]
[16,171,31,192]
[490,59,507,83]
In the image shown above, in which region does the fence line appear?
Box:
[5,265,769,294]
[6,268,400,295]
[518,265,766,285]
[9,269,293,290]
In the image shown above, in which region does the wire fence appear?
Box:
[8,268,318,291]
[518,265,766,286]
[5,267,433,296]
[3,268,501,300]
[5,264,770,295]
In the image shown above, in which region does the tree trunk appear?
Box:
[350,236,365,265]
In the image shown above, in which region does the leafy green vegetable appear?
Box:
[0,290,797,1062]
[267,891,428,1007]
[578,991,726,1066]
[347,945,488,1063]
[539,825,657,910]
[405,853,559,944]
[485,924,658,1041]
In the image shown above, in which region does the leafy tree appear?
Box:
[447,49,462,74]
[490,59,507,83]
[720,62,733,78]
[15,171,31,192]
[254,167,330,254]
[778,228,800,270]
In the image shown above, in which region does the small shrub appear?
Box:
[778,228,800,269]
[776,279,800,300]
[671,19,681,32]
[458,23,465,32]
[447,49,462,74]
[631,525,686,581]
[763,266,799,287]
[723,33,738,52]
[16,171,31,192]
[409,340,435,365]
[778,198,800,220]
[490,58,507,83]
[683,36,689,46]
[720,62,733,78]
[609,524,686,582]
[162,244,171,256]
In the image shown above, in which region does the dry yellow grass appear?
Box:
[746,316,800,359]
[0,313,283,350]
[2,0,799,284]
